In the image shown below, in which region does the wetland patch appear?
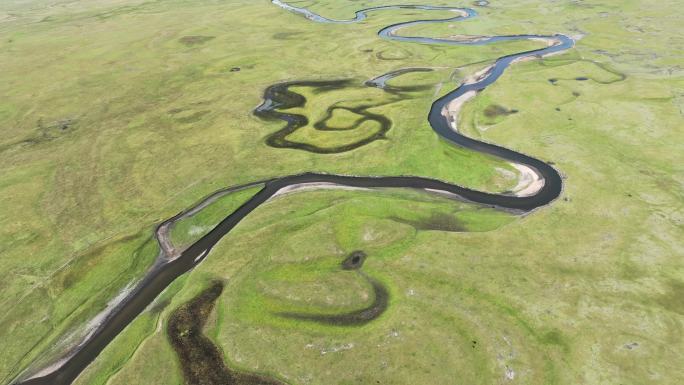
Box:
[168,281,285,385]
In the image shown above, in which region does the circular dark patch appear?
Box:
[342,250,367,270]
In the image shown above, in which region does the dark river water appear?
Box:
[15,2,572,384]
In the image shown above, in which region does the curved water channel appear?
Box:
[15,2,574,384]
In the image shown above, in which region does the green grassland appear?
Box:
[75,187,520,385]
[0,0,529,380]
[1,0,683,384]
[169,184,264,249]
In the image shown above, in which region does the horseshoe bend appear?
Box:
[1,1,682,385]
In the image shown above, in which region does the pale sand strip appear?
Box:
[440,64,545,198]
[510,163,545,197]
[269,182,371,200]
[442,90,478,132]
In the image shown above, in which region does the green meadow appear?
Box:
[0,0,682,384]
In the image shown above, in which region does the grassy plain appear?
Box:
[0,0,528,381]
[169,185,263,249]
[0,0,682,384]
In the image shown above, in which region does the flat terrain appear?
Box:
[0,0,682,384]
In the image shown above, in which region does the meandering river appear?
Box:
[15,2,573,384]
